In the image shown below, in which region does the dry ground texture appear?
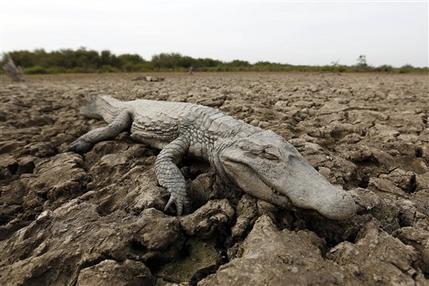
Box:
[0,72,428,285]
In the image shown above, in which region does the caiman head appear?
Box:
[218,130,356,220]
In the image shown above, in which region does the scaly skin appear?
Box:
[70,95,356,219]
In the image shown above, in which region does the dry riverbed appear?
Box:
[0,72,428,285]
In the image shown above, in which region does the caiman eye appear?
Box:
[238,144,260,153]
[238,143,278,160]
[261,151,279,160]
[261,146,280,160]
[239,144,265,156]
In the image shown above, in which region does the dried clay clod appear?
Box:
[131,75,165,82]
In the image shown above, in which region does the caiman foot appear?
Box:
[68,138,93,153]
[164,191,191,216]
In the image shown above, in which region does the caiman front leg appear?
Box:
[69,110,132,153]
[155,136,191,216]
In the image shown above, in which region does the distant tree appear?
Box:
[118,54,145,65]
[375,65,393,72]
[356,55,367,67]
[228,60,250,66]
[99,50,119,67]
[117,54,146,71]
[399,64,414,73]
[330,60,339,66]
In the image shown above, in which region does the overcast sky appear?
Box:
[1,1,428,67]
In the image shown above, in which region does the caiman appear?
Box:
[69,96,356,219]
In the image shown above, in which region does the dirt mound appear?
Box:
[0,73,428,285]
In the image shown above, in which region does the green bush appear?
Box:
[46,67,66,74]
[399,64,414,73]
[375,65,394,72]
[24,66,49,74]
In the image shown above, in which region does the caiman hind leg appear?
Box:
[69,110,132,153]
[155,136,191,216]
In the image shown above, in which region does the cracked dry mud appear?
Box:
[0,72,428,286]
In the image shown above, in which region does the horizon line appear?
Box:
[2,47,428,69]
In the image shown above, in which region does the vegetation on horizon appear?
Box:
[1,48,427,74]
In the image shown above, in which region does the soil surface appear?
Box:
[0,72,428,285]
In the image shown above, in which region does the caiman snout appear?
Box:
[309,185,356,220]
[275,157,357,220]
